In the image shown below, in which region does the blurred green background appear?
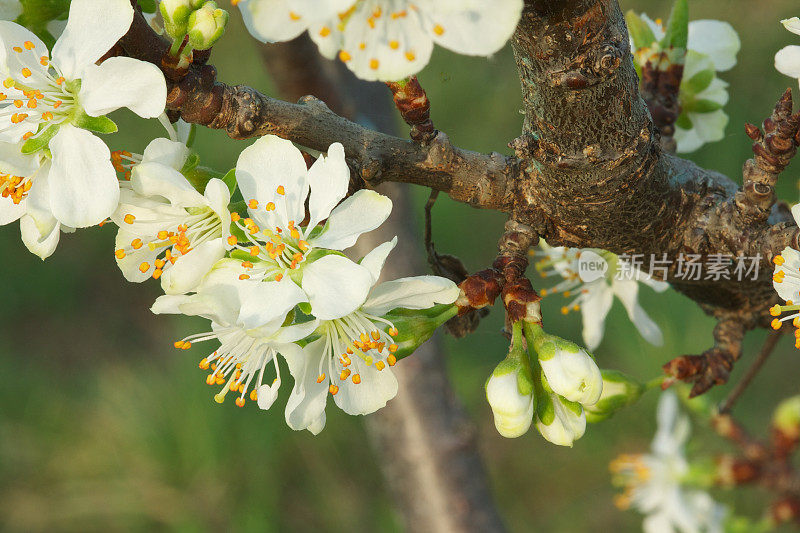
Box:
[1,0,799,530]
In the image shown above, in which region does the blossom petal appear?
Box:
[312,189,391,250]
[420,0,523,56]
[0,21,49,78]
[284,336,330,431]
[20,212,60,259]
[236,135,308,226]
[130,162,205,208]
[363,276,459,316]
[160,239,227,295]
[48,125,119,228]
[238,276,307,331]
[0,1,22,21]
[302,254,373,320]
[239,0,317,43]
[580,283,614,351]
[690,109,728,144]
[783,17,800,37]
[359,237,397,282]
[142,137,190,169]
[51,0,133,79]
[306,142,349,229]
[333,356,398,415]
[613,279,663,347]
[687,20,740,72]
[114,228,160,282]
[776,46,800,79]
[79,56,167,118]
[674,124,704,154]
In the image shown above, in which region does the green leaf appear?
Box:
[682,68,714,95]
[72,113,118,134]
[683,98,723,114]
[21,124,59,154]
[220,168,237,195]
[138,0,157,13]
[660,0,689,50]
[625,10,657,49]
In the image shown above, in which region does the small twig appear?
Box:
[718,332,782,414]
[424,188,439,267]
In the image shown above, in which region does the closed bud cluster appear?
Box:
[585,370,645,423]
[525,322,602,447]
[187,1,229,51]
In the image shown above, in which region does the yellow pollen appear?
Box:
[388,327,398,336]
[369,58,379,70]
[21,68,31,78]
[319,26,331,37]
[199,358,210,370]
[389,40,399,50]
[227,235,238,246]
[352,374,361,384]
[329,384,339,395]
[131,238,143,249]
[433,24,445,36]
[339,50,352,62]
[772,318,782,330]
[235,397,246,407]
[239,274,250,280]
[248,199,258,209]
[770,304,782,316]
[289,11,301,21]
[231,212,240,222]
[23,41,34,50]
[774,255,785,265]
[392,10,407,19]
[139,262,150,273]
[316,373,326,383]
[123,214,135,224]
[387,354,397,366]
[249,389,258,401]
[276,185,285,195]
[265,202,275,211]
[39,56,48,66]
[375,361,385,371]
[174,341,185,349]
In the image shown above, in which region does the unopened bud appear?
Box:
[485,322,536,438]
[385,303,458,361]
[536,391,586,447]
[160,0,204,39]
[773,395,800,440]
[527,323,602,406]
[585,369,644,423]
[187,1,229,51]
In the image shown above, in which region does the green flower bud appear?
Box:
[773,395,800,440]
[160,0,204,40]
[585,369,645,423]
[187,1,229,51]
[384,304,458,361]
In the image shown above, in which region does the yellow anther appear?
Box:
[772,318,783,330]
[114,249,126,259]
[316,373,326,383]
[433,24,445,35]
[352,374,361,384]
[774,255,786,265]
[139,262,150,273]
[770,304,783,317]
[329,384,339,395]
[123,214,135,224]
[227,235,238,246]
[276,185,285,195]
[235,397,246,407]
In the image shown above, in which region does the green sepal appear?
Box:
[585,369,645,423]
[660,0,689,50]
[385,304,458,360]
[220,168,237,195]
[229,249,253,262]
[676,112,693,130]
[683,98,723,114]
[298,302,312,315]
[72,113,118,134]
[682,68,715,96]
[21,124,59,154]
[625,10,657,49]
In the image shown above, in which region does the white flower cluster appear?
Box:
[234,0,524,82]
[142,136,460,433]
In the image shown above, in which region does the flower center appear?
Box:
[115,206,223,280]
[0,171,32,204]
[315,311,400,395]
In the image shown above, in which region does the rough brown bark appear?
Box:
[258,35,505,533]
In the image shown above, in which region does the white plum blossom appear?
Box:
[776,17,800,88]
[230,135,392,315]
[0,0,166,251]
[237,0,524,82]
[152,266,317,410]
[630,15,740,153]
[611,392,727,533]
[111,135,233,295]
[0,1,21,21]
[534,245,667,351]
[284,239,459,432]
